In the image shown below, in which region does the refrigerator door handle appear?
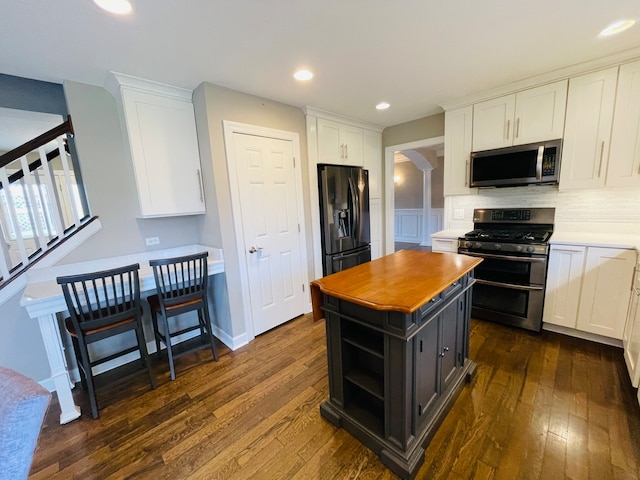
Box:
[348,176,359,242]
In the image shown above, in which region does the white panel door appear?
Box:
[233,133,306,335]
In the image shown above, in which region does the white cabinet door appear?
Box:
[444,106,474,195]
[623,264,640,387]
[606,60,640,187]
[364,129,382,198]
[120,87,205,217]
[472,81,567,151]
[543,245,585,328]
[513,80,567,145]
[560,67,618,190]
[577,247,635,339]
[472,95,515,151]
[317,118,364,166]
[341,124,364,166]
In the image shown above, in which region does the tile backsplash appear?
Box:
[445,186,640,233]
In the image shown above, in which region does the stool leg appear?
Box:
[77,337,99,419]
[202,305,218,362]
[161,313,176,381]
[135,323,157,390]
[150,308,162,360]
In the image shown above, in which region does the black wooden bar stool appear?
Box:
[146,252,219,380]
[57,263,157,419]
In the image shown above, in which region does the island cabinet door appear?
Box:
[415,315,440,431]
[440,298,465,393]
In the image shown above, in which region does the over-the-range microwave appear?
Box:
[470,139,562,188]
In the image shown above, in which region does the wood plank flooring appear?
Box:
[29,315,640,479]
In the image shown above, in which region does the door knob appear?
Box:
[249,245,263,254]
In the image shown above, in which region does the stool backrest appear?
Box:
[149,252,208,309]
[56,263,141,341]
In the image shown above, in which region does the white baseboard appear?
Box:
[542,323,622,348]
[39,326,249,392]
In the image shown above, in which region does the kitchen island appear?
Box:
[310,250,482,479]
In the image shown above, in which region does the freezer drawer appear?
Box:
[326,246,371,275]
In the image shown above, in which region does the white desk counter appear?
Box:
[20,244,224,424]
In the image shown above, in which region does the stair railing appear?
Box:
[0,115,92,287]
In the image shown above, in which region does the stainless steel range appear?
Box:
[458,208,555,332]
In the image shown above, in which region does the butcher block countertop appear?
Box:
[310,250,482,319]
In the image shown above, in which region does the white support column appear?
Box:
[421,168,433,247]
[36,313,81,423]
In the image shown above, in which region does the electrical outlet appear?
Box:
[145,237,160,246]
[454,209,465,220]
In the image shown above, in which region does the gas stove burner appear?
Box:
[463,229,550,244]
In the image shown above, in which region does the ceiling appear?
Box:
[1,1,640,128]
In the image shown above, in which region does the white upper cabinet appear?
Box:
[606,60,640,187]
[472,80,567,151]
[363,129,382,199]
[444,105,474,196]
[109,74,205,217]
[559,67,618,190]
[317,118,364,166]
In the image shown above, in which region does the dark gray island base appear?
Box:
[310,251,481,479]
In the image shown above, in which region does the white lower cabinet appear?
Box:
[431,234,460,253]
[623,260,640,387]
[543,245,586,328]
[544,244,636,340]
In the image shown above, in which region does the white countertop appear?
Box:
[431,229,468,239]
[549,232,640,250]
[20,244,224,316]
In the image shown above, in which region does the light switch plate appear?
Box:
[145,237,160,246]
[454,209,465,219]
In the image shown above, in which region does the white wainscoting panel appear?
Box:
[394,208,444,244]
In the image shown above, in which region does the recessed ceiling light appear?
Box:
[599,19,636,37]
[376,102,390,110]
[293,70,313,81]
[93,0,133,15]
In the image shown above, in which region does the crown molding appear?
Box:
[440,47,640,111]
[303,106,384,132]
[104,72,193,102]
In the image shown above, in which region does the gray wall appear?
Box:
[394,161,424,209]
[382,113,444,147]
[0,77,312,383]
[0,81,207,382]
[61,81,202,263]
[193,82,310,341]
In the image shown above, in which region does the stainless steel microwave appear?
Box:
[470,139,562,188]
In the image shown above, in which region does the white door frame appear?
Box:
[223,120,309,340]
[384,136,444,255]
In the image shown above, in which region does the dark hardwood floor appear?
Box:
[29,314,640,479]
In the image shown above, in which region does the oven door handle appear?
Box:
[461,251,546,263]
[475,279,544,291]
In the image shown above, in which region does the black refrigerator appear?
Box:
[318,164,371,276]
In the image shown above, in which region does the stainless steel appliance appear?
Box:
[470,139,562,188]
[458,208,555,331]
[318,164,371,275]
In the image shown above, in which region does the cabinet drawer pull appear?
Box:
[506,119,510,140]
[515,117,520,138]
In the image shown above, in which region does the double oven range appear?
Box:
[458,208,555,332]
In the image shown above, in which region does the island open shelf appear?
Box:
[310,250,483,479]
